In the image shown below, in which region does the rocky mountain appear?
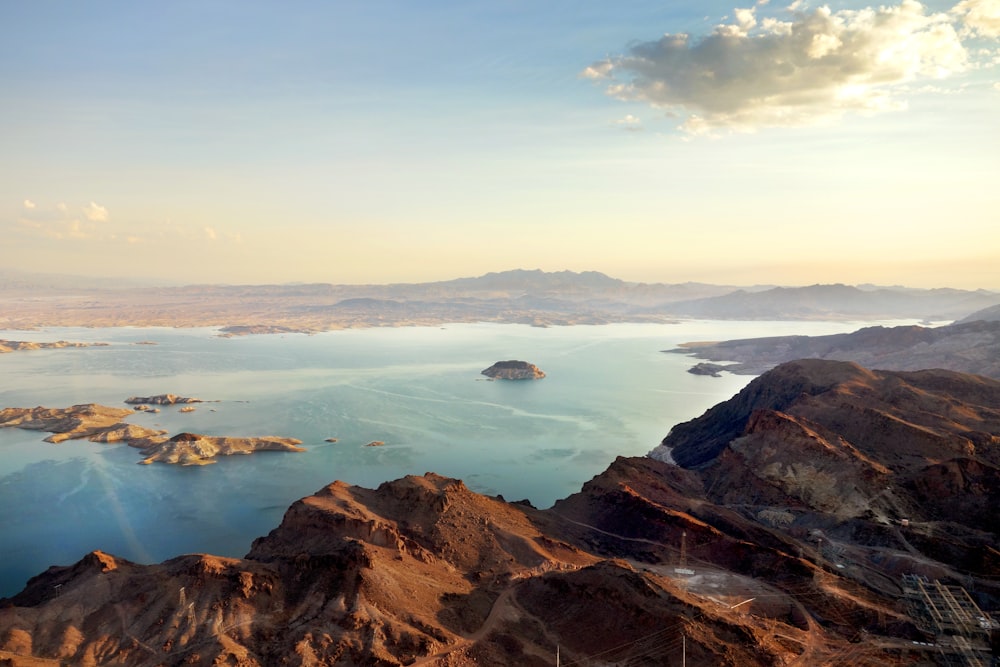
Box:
[2,360,998,665]
[670,319,1000,379]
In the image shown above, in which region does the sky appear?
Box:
[1,0,999,289]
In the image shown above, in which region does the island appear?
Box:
[130,432,305,466]
[687,362,728,377]
[0,339,108,354]
[0,403,303,465]
[124,394,203,406]
[217,325,313,337]
[480,360,546,380]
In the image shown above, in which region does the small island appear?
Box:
[687,362,728,377]
[481,360,546,380]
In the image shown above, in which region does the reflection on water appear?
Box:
[0,320,906,596]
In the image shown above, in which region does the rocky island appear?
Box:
[0,404,142,443]
[481,360,546,380]
[0,403,303,465]
[0,339,108,354]
[124,394,203,406]
[131,432,305,465]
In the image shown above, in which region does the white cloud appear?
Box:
[23,199,35,209]
[734,7,758,33]
[584,0,987,134]
[204,227,218,240]
[615,114,644,131]
[84,201,109,222]
[580,61,614,79]
[953,0,1000,37]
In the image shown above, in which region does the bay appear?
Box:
[0,320,909,597]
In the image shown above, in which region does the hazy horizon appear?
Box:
[2,265,999,293]
[2,1,999,290]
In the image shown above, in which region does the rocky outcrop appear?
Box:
[688,362,727,376]
[481,360,546,380]
[0,339,108,354]
[0,404,303,465]
[218,325,312,336]
[124,394,202,405]
[131,432,305,465]
[0,404,135,443]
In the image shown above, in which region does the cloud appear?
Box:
[615,114,644,131]
[953,0,1000,37]
[584,0,987,134]
[84,201,109,222]
[10,200,110,241]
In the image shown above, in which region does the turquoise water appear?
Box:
[0,321,904,596]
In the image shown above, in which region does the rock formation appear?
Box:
[124,394,203,406]
[0,339,108,354]
[131,432,305,465]
[0,404,302,465]
[0,404,136,443]
[481,360,546,380]
[2,360,998,665]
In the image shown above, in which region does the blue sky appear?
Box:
[2,0,998,287]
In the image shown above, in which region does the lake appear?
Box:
[0,320,905,597]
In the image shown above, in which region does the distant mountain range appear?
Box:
[1,268,997,330]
